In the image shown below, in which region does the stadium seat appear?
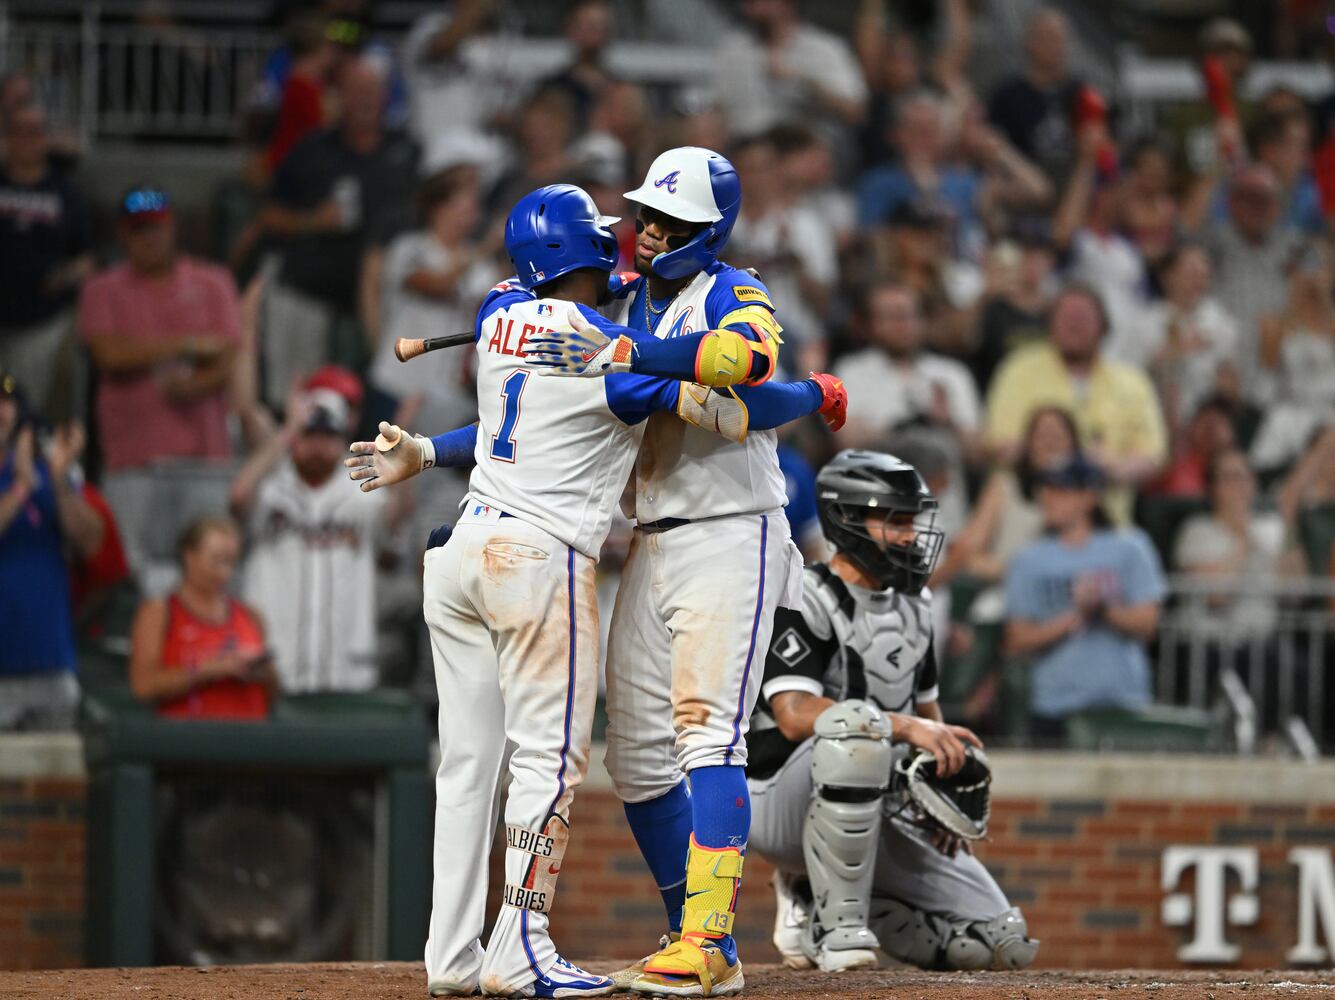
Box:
[1296,503,1335,576]
[1064,705,1220,752]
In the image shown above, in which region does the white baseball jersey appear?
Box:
[748,563,938,780]
[242,457,386,692]
[467,281,684,558]
[606,262,788,523]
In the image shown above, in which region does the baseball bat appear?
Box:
[394,331,474,362]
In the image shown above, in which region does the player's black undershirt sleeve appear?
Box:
[915,640,939,694]
[761,606,838,694]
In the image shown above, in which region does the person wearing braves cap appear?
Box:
[523,147,847,996]
[230,365,402,694]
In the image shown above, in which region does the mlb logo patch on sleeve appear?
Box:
[733,286,773,308]
[774,627,811,666]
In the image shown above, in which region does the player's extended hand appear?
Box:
[809,371,847,432]
[345,421,432,492]
[524,308,635,377]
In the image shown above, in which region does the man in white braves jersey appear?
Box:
[232,367,392,692]
[524,146,835,997]
[344,183,843,999]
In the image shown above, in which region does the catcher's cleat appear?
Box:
[610,932,680,991]
[770,871,812,970]
[505,956,614,998]
[630,934,744,997]
[799,926,879,974]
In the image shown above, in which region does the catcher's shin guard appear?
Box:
[871,899,1040,971]
[801,701,893,970]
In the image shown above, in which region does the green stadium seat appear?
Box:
[1064,705,1219,752]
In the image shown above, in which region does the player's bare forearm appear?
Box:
[770,690,835,743]
[916,700,944,724]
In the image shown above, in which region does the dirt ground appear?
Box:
[4,962,1334,1000]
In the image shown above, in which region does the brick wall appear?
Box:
[3,744,1334,971]
[0,776,86,970]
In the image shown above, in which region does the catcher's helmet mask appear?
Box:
[816,449,945,594]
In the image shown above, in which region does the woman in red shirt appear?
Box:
[129,515,274,719]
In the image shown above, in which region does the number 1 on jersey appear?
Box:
[490,369,528,463]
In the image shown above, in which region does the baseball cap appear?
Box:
[301,388,352,435]
[1036,454,1105,491]
[303,364,364,409]
[119,185,172,226]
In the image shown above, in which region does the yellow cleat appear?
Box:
[609,932,679,991]
[630,935,744,997]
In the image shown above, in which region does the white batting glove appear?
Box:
[345,421,435,492]
[524,308,635,377]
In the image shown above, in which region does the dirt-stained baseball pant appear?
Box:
[604,510,802,802]
[423,516,599,996]
[747,737,1010,922]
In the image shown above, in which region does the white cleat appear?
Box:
[770,870,813,970]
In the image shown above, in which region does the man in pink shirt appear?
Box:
[78,185,243,583]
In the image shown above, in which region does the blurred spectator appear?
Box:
[265,9,337,171]
[728,134,837,370]
[211,114,273,281]
[968,223,1056,393]
[541,0,615,129]
[1201,165,1303,400]
[713,0,867,148]
[858,92,1050,255]
[79,185,242,576]
[985,7,1083,184]
[487,87,577,220]
[259,58,418,405]
[935,405,1078,588]
[231,369,399,692]
[364,164,492,558]
[1173,447,1300,645]
[1115,242,1238,431]
[862,198,977,356]
[129,515,274,720]
[401,0,508,179]
[777,441,823,559]
[835,281,979,461]
[1118,138,1181,278]
[854,0,974,167]
[1250,111,1323,235]
[771,124,856,253]
[0,372,102,731]
[1149,395,1239,499]
[0,101,94,423]
[1250,239,1335,472]
[984,285,1168,524]
[1004,455,1165,743]
[1054,123,1150,352]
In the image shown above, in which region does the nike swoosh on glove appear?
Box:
[524,308,635,377]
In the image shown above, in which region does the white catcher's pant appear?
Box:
[423,513,600,995]
[748,737,1011,923]
[605,511,802,802]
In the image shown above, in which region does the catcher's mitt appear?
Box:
[894,745,992,841]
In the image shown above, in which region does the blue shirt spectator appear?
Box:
[778,443,820,554]
[1003,456,1166,730]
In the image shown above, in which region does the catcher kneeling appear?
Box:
[745,450,1039,973]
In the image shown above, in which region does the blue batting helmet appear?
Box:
[624,147,741,281]
[504,184,620,291]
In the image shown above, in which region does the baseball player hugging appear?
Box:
[345,181,843,998]
[745,450,1039,973]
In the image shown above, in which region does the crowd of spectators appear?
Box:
[2,0,1335,747]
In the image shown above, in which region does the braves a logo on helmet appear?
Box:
[653,170,681,194]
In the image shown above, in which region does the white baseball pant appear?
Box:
[423,510,600,995]
[604,510,802,802]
